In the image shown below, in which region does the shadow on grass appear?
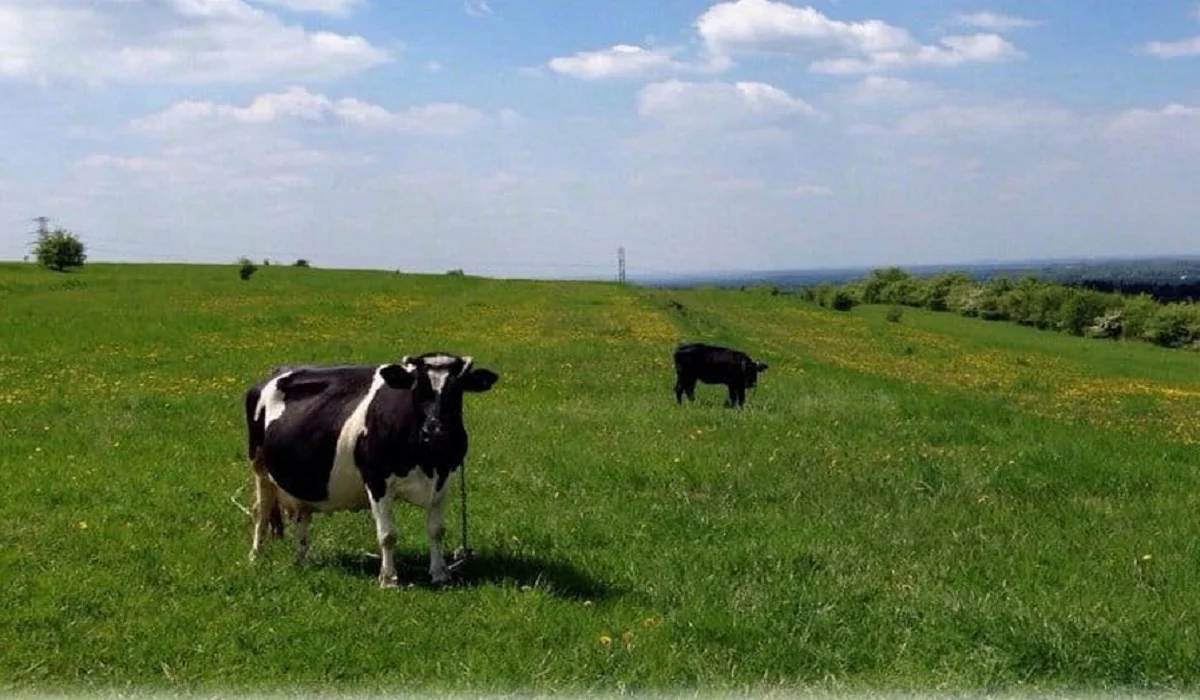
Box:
[322,549,622,601]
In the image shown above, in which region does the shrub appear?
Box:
[238,257,258,281]
[1058,288,1113,336]
[1120,294,1160,341]
[830,289,857,311]
[885,305,904,323]
[32,227,87,272]
[920,273,972,312]
[446,268,465,276]
[814,283,834,307]
[1086,309,1124,339]
[292,259,311,268]
[1143,304,1200,348]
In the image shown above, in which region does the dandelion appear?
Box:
[621,630,635,645]
[77,521,88,530]
[642,617,659,628]
[598,634,612,646]
[582,600,593,607]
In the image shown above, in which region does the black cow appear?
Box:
[243,352,499,588]
[673,342,768,407]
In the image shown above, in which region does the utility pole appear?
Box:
[618,246,626,284]
[32,216,49,237]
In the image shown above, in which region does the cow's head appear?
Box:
[745,360,769,388]
[379,352,499,446]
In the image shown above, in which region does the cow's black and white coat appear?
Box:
[244,352,498,587]
[673,342,768,407]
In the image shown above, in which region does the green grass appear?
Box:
[4,262,1200,695]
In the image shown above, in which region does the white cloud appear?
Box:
[1141,36,1200,59]
[792,183,832,196]
[464,0,493,18]
[695,0,1022,73]
[638,79,819,128]
[548,45,685,80]
[131,87,485,136]
[251,0,363,16]
[833,75,933,104]
[1141,6,1200,58]
[812,33,1022,74]
[0,0,390,85]
[952,11,1041,32]
[886,102,1073,136]
[710,177,767,192]
[498,108,525,128]
[1107,103,1200,133]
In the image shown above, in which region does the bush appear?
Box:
[32,228,87,272]
[1143,304,1200,348]
[885,305,904,323]
[830,289,857,311]
[920,273,972,312]
[1058,288,1113,336]
[1120,294,1160,341]
[238,257,258,281]
[292,259,311,268]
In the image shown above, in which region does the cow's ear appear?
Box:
[461,367,499,393]
[380,364,416,390]
[757,362,769,372]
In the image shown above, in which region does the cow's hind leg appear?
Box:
[366,483,400,588]
[249,460,279,561]
[426,487,451,586]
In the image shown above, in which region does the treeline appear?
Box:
[796,267,1200,350]
[1072,280,1200,304]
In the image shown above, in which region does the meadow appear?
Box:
[2,262,1200,695]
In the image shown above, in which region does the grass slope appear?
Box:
[2,263,1200,694]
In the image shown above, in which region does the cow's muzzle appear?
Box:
[420,418,447,443]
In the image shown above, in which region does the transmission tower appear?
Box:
[618,246,626,284]
[32,216,49,237]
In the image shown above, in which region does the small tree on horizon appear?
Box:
[32,227,87,272]
[238,256,259,281]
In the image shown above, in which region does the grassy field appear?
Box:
[3,262,1200,695]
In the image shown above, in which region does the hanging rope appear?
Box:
[449,460,472,570]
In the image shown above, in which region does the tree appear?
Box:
[238,256,259,281]
[32,227,87,272]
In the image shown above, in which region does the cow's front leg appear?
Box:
[367,482,399,588]
[291,504,312,563]
[426,486,451,586]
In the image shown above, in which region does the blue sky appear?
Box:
[1,0,1198,279]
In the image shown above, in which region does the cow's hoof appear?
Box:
[379,573,400,589]
[431,570,453,587]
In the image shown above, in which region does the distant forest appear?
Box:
[650,256,1200,301]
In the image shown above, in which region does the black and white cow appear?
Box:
[673,342,768,407]
[243,352,499,588]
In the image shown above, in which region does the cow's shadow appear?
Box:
[323,549,620,600]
